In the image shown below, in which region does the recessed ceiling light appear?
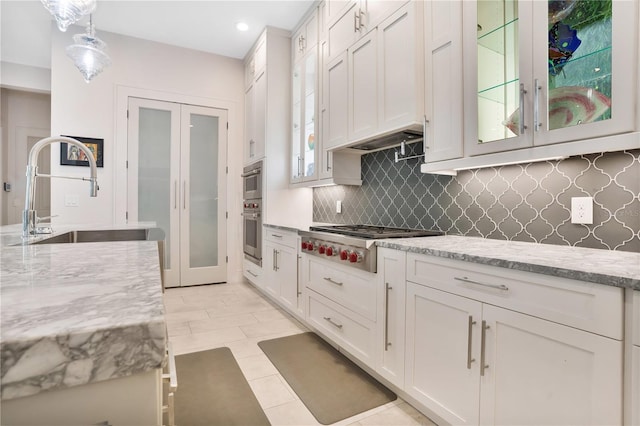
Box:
[236,22,249,32]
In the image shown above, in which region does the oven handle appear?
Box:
[241,169,261,178]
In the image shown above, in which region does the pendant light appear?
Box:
[41,0,97,32]
[65,14,111,83]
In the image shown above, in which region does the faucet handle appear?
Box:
[36,214,59,224]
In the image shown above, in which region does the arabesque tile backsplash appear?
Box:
[313,145,640,252]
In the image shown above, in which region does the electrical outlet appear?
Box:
[571,197,593,224]
[65,194,79,207]
[336,200,342,214]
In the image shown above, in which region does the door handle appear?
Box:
[467,316,476,369]
[480,320,490,376]
[519,84,527,135]
[534,79,542,132]
[323,277,343,286]
[323,316,343,329]
[384,283,392,351]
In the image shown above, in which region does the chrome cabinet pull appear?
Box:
[323,277,343,286]
[326,151,332,171]
[183,181,187,210]
[297,255,302,296]
[480,321,490,376]
[246,269,258,278]
[276,250,279,271]
[271,233,283,238]
[454,276,509,292]
[323,316,343,329]
[358,8,365,31]
[534,79,542,132]
[519,83,527,135]
[467,316,476,369]
[384,282,393,351]
[423,115,430,162]
[354,11,359,32]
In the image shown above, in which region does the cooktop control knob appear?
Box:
[307,242,314,251]
[339,249,349,260]
[318,245,326,254]
[349,251,363,263]
[325,246,335,256]
[301,241,308,250]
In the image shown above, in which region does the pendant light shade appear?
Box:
[41,0,97,32]
[65,16,111,83]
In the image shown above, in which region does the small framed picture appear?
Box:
[60,136,104,167]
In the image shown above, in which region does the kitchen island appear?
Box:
[0,224,166,425]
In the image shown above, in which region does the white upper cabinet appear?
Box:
[293,11,319,65]
[423,0,464,163]
[463,0,637,156]
[324,1,424,151]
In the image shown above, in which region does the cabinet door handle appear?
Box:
[271,233,283,238]
[519,83,527,135]
[183,181,187,210]
[454,276,509,292]
[467,316,476,369]
[534,78,542,132]
[358,8,365,31]
[326,151,331,171]
[354,11,359,32]
[174,180,178,209]
[246,269,258,278]
[384,282,393,351]
[323,277,343,286]
[323,316,343,329]
[480,320,490,376]
[423,115,430,162]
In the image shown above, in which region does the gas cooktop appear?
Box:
[309,224,443,240]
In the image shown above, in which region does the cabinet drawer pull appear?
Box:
[384,282,392,351]
[323,316,343,329]
[246,269,258,278]
[480,321,490,376]
[323,277,343,286]
[467,316,476,369]
[271,233,283,238]
[454,276,509,292]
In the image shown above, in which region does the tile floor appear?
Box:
[164,280,437,426]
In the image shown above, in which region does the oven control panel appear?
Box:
[300,238,374,272]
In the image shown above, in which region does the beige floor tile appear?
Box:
[248,374,297,410]
[165,321,191,337]
[252,308,291,323]
[240,317,308,338]
[206,299,277,318]
[170,326,246,355]
[164,309,209,323]
[189,313,258,334]
[234,353,280,381]
[356,402,435,426]
[264,400,321,426]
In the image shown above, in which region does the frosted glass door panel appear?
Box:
[180,105,228,286]
[188,113,219,268]
[138,108,173,268]
[304,48,316,179]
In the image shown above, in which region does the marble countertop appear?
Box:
[0,223,165,400]
[376,235,640,290]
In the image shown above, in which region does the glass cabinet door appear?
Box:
[291,62,303,182]
[466,0,533,156]
[303,46,317,180]
[533,0,635,145]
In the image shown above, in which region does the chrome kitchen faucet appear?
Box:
[23,136,99,238]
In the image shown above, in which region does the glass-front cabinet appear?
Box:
[291,12,319,184]
[464,0,636,156]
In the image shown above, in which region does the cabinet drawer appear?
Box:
[264,228,298,248]
[407,253,623,339]
[307,257,377,321]
[243,258,263,287]
[307,291,376,367]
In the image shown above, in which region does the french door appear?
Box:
[127,97,228,287]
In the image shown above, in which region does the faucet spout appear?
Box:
[23,136,99,238]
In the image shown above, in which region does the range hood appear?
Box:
[345,124,423,153]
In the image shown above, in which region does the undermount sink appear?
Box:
[27,228,165,245]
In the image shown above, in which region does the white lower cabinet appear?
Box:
[263,228,303,319]
[403,253,624,426]
[303,254,377,368]
[633,345,640,425]
[376,248,406,389]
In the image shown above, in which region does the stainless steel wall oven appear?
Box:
[242,161,263,265]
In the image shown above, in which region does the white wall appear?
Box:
[50,26,246,281]
[0,62,51,93]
